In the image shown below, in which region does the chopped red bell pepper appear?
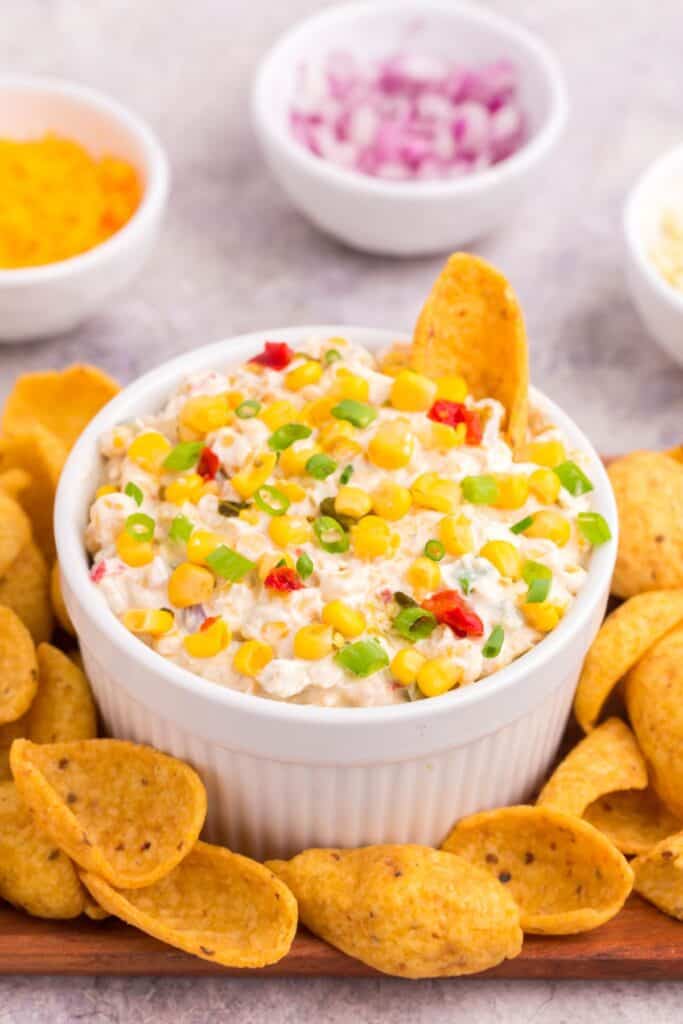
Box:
[90,561,107,583]
[264,566,304,592]
[427,400,483,445]
[200,615,219,632]
[249,341,295,370]
[421,589,484,638]
[197,446,220,480]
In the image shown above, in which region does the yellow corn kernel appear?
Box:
[411,473,461,514]
[115,531,154,567]
[391,648,426,686]
[371,481,412,521]
[492,474,530,510]
[301,396,335,427]
[127,431,172,474]
[438,514,474,556]
[334,369,369,402]
[406,556,441,593]
[424,422,467,450]
[225,390,245,410]
[520,440,566,467]
[180,394,230,435]
[164,473,205,505]
[285,360,323,392]
[322,600,365,639]
[435,375,468,403]
[110,427,129,452]
[335,485,372,519]
[201,480,219,497]
[479,540,523,579]
[367,420,414,470]
[390,370,437,412]
[268,515,311,548]
[529,467,561,503]
[239,506,261,524]
[523,510,571,547]
[294,624,334,660]
[522,601,564,633]
[168,562,215,607]
[351,515,395,559]
[233,639,274,677]
[183,618,231,658]
[279,443,318,477]
[231,451,278,498]
[279,481,307,503]
[318,420,354,451]
[257,551,295,580]
[122,608,174,636]
[260,400,300,431]
[95,484,117,499]
[186,530,223,564]
[416,657,463,698]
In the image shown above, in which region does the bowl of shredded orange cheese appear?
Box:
[0,75,169,342]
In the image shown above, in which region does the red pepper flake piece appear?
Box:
[249,341,295,370]
[90,561,106,583]
[421,589,484,638]
[200,615,219,632]
[427,400,483,445]
[197,446,220,480]
[264,566,304,592]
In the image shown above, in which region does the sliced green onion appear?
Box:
[218,499,250,517]
[553,460,594,496]
[335,638,389,678]
[424,539,445,562]
[306,453,337,480]
[235,399,261,419]
[510,514,533,535]
[124,512,155,542]
[163,441,203,471]
[124,481,143,506]
[275,558,287,568]
[331,399,377,429]
[324,349,343,365]
[483,625,505,659]
[394,591,418,608]
[254,485,290,517]
[313,515,349,554]
[169,515,194,543]
[319,496,354,531]
[459,575,472,596]
[577,511,612,546]
[206,545,255,582]
[268,423,312,451]
[393,606,438,642]
[462,474,499,504]
[522,560,552,604]
[296,553,314,580]
[339,464,354,485]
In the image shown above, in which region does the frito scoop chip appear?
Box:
[267,845,522,978]
[0,606,38,724]
[1,364,119,451]
[632,831,683,920]
[0,780,85,918]
[608,452,683,598]
[27,644,97,744]
[0,717,26,781]
[10,738,207,888]
[0,492,32,577]
[625,625,683,818]
[411,253,529,449]
[0,541,53,645]
[442,806,633,935]
[0,427,66,562]
[0,468,32,499]
[584,789,682,857]
[82,841,298,968]
[574,590,683,732]
[537,718,647,816]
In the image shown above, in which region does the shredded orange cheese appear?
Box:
[0,134,141,269]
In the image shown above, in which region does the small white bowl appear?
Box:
[0,75,169,342]
[252,1,568,256]
[624,141,683,367]
[56,327,616,859]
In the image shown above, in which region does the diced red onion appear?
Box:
[289,51,526,181]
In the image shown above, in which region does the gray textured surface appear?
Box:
[1,0,682,1019]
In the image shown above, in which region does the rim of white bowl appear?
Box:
[252,0,569,198]
[56,326,617,728]
[0,74,170,287]
[624,140,683,313]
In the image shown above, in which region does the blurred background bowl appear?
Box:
[252,0,568,256]
[0,75,169,343]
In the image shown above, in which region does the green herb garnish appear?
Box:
[163,441,203,471]
[335,638,389,677]
[393,606,438,642]
[169,514,194,543]
[124,512,155,542]
[206,545,255,581]
[306,453,337,480]
[577,512,612,546]
[483,625,505,659]
[461,475,499,505]
[268,423,312,451]
[124,481,143,506]
[553,460,594,497]
[254,485,290,517]
[331,399,377,429]
[313,515,349,554]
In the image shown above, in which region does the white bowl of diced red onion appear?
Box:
[252,1,568,255]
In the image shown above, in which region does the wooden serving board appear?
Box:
[0,895,681,978]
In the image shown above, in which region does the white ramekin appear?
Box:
[56,328,617,860]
